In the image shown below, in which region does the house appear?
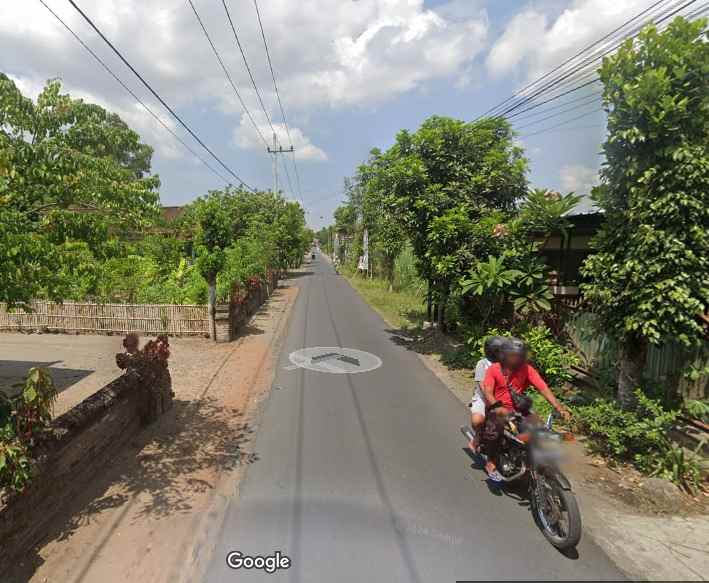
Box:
[535,199,604,290]
[161,206,186,223]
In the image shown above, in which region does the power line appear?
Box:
[482,0,674,120]
[497,0,699,120]
[252,0,304,205]
[65,0,254,190]
[520,108,603,138]
[508,79,601,120]
[509,89,602,122]
[38,0,229,184]
[514,0,705,138]
[187,0,268,149]
[513,93,605,130]
[221,0,276,138]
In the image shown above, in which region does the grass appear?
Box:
[343,269,426,330]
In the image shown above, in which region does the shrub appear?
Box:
[521,325,580,388]
[0,368,57,493]
[575,390,701,492]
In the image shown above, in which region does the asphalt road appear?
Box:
[204,253,625,582]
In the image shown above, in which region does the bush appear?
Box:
[392,244,423,293]
[0,368,57,493]
[521,325,580,388]
[575,390,701,492]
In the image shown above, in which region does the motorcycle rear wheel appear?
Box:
[533,475,582,550]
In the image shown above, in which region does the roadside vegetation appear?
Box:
[0,74,312,310]
[0,75,312,491]
[326,17,708,492]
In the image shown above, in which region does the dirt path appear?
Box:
[9,277,299,583]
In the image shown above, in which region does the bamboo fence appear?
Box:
[0,301,209,336]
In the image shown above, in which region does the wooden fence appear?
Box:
[0,301,209,336]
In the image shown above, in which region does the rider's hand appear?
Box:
[557,405,572,422]
[494,406,511,419]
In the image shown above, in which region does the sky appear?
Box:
[0,0,679,229]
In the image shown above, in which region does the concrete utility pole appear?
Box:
[267,132,294,193]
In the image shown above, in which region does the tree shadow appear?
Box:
[0,360,94,396]
[286,270,314,279]
[386,326,466,363]
[6,395,260,582]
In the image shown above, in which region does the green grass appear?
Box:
[343,270,426,330]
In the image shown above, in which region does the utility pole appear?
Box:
[267,132,294,193]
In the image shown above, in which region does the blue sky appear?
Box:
[2,0,674,229]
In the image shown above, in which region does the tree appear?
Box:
[373,115,528,325]
[581,18,709,408]
[191,189,245,340]
[0,76,159,306]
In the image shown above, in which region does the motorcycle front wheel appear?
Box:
[532,473,582,550]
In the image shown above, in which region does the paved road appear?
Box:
[205,254,625,582]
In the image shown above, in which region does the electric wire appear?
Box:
[65,0,254,189]
[38,0,229,184]
[252,0,304,205]
[187,0,269,149]
[221,0,276,138]
[479,0,671,120]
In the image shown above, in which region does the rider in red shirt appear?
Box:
[480,338,571,481]
[484,361,549,410]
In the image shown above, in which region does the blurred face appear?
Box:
[503,351,525,371]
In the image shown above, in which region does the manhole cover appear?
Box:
[288,347,382,374]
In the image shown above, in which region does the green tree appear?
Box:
[374,115,528,324]
[0,76,159,306]
[581,18,709,408]
[191,189,243,339]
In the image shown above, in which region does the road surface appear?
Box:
[204,253,625,582]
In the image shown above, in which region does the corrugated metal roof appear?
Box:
[566,195,602,216]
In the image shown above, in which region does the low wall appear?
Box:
[215,270,281,343]
[0,339,172,576]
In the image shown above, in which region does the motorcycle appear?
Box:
[460,410,582,550]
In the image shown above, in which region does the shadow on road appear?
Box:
[0,360,93,396]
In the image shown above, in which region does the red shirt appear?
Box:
[482,362,548,410]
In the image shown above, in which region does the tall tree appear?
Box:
[373,115,528,324]
[582,18,709,408]
[0,76,159,306]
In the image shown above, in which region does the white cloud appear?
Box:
[486,9,547,78]
[0,0,488,165]
[487,0,657,81]
[560,164,599,194]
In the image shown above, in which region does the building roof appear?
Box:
[161,206,186,222]
[566,195,601,216]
